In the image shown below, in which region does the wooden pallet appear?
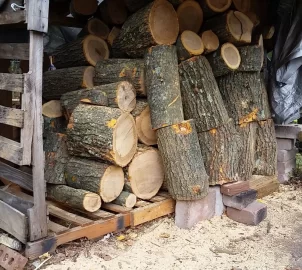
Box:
[25,191,175,259]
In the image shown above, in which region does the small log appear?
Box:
[176,30,204,61]
[127,145,164,199]
[157,120,209,200]
[43,116,67,138]
[179,55,229,132]
[131,100,157,145]
[198,0,232,18]
[202,10,254,45]
[60,87,108,120]
[67,104,137,167]
[52,35,109,69]
[107,27,121,46]
[200,30,219,54]
[197,119,242,185]
[47,185,101,212]
[124,0,153,13]
[43,66,95,100]
[94,59,145,96]
[70,0,98,20]
[263,25,275,40]
[112,0,179,58]
[42,100,63,118]
[98,0,128,25]
[44,133,69,185]
[145,45,184,130]
[65,157,124,202]
[177,0,203,33]
[205,43,241,77]
[78,18,110,39]
[112,191,137,208]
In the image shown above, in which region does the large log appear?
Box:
[43,116,67,138]
[198,0,232,18]
[254,119,277,176]
[67,104,137,167]
[200,30,219,54]
[98,0,128,25]
[131,100,157,145]
[94,59,145,96]
[157,120,209,200]
[70,0,98,20]
[47,185,101,212]
[124,0,153,13]
[43,66,95,100]
[65,157,124,202]
[197,119,241,185]
[205,43,241,77]
[78,18,110,40]
[178,55,229,132]
[112,0,179,58]
[44,133,69,185]
[202,10,254,45]
[112,191,137,208]
[145,45,184,130]
[52,35,109,69]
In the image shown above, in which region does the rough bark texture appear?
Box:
[124,0,153,12]
[145,45,184,130]
[112,191,137,208]
[254,119,277,176]
[157,120,209,200]
[44,133,69,184]
[179,55,229,132]
[237,44,263,72]
[197,119,242,185]
[94,59,145,96]
[43,116,67,138]
[217,72,271,125]
[78,18,110,39]
[43,66,95,100]
[98,0,128,25]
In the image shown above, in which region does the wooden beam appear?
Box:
[0,136,23,165]
[0,10,26,26]
[27,0,49,33]
[0,105,24,128]
[0,73,23,93]
[249,175,280,198]
[48,221,68,234]
[0,44,29,60]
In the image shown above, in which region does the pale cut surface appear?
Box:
[42,100,63,118]
[136,106,157,145]
[117,81,136,113]
[82,66,95,88]
[221,43,241,69]
[125,193,137,208]
[227,11,253,43]
[201,30,219,53]
[181,30,204,55]
[83,193,102,212]
[83,35,109,66]
[207,0,232,12]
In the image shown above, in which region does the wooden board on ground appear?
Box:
[249,175,279,198]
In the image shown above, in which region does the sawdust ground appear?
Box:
[36,184,302,270]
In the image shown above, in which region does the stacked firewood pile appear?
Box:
[42,0,276,220]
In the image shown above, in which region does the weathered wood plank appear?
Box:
[0,136,23,165]
[0,44,29,60]
[0,10,26,25]
[48,221,69,234]
[26,0,49,33]
[249,175,280,198]
[0,105,24,128]
[0,73,23,93]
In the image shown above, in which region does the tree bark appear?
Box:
[198,0,232,18]
[157,120,209,200]
[200,30,219,54]
[94,59,146,96]
[43,116,67,138]
[98,0,128,25]
[78,18,110,40]
[237,43,263,72]
[47,185,101,212]
[43,66,95,100]
[145,45,184,130]
[67,104,137,167]
[65,157,124,202]
[70,0,98,20]
[179,55,229,132]
[112,191,137,208]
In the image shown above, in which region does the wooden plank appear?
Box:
[0,200,28,243]
[249,175,280,198]
[149,195,166,202]
[0,136,23,165]
[0,105,24,128]
[0,44,29,61]
[131,198,175,227]
[102,203,133,213]
[75,209,115,221]
[0,10,26,25]
[26,0,49,33]
[48,221,68,234]
[135,201,152,208]
[0,73,23,93]
[0,90,13,141]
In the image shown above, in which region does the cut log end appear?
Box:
[112,191,137,208]
[107,27,121,46]
[42,100,63,118]
[83,193,102,212]
[71,0,98,16]
[206,0,232,12]
[221,43,241,70]
[116,81,136,113]
[87,18,110,39]
[83,66,95,88]
[181,30,204,55]
[232,0,250,12]
[83,35,109,66]
[200,30,219,54]
[136,106,157,145]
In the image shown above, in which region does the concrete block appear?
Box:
[226,201,267,225]
[278,173,291,184]
[277,149,297,162]
[275,124,302,139]
[277,138,295,150]
[220,181,249,196]
[223,189,257,210]
[212,186,224,216]
[277,158,296,174]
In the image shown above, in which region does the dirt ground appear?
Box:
[32,184,302,270]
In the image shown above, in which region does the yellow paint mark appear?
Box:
[119,68,126,78]
[168,95,179,107]
[107,119,117,128]
[172,122,192,135]
[67,115,74,129]
[219,167,223,173]
[80,98,92,103]
[192,185,201,194]
[210,128,217,135]
[239,108,259,125]
[50,120,55,128]
[72,176,76,182]
[161,124,169,128]
[239,123,248,128]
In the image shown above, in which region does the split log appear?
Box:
[47,185,101,212]
[42,100,63,118]
[94,59,145,96]
[198,0,232,18]
[112,191,137,208]
[107,27,121,46]
[197,119,241,185]
[44,133,69,185]
[98,0,128,25]
[205,43,241,77]
[176,30,204,61]
[43,117,67,138]
[70,0,98,20]
[179,55,229,132]
[127,145,164,199]
[200,30,219,54]
[52,35,109,69]
[112,0,179,58]
[145,45,184,130]
[157,120,209,200]
[177,0,203,33]
[263,26,275,40]
[124,0,153,13]
[65,157,124,202]
[254,119,277,176]
[131,100,157,145]
[67,104,137,167]
[60,87,108,120]
[217,72,271,124]
[78,18,110,40]
[202,10,254,45]
[43,66,95,100]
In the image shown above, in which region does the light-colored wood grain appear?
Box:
[0,73,23,92]
[0,136,23,165]
[0,105,24,128]
[0,10,25,25]
[27,0,49,33]
[102,203,132,213]
[48,221,69,234]
[249,175,279,198]
[0,43,29,60]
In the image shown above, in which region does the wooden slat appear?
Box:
[102,203,133,213]
[0,44,29,60]
[0,136,23,165]
[27,0,49,33]
[0,10,26,25]
[135,201,151,208]
[0,105,24,128]
[0,200,28,243]
[76,209,115,220]
[249,175,280,198]
[48,221,68,234]
[0,73,23,93]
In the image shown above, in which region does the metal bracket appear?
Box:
[11,3,25,11]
